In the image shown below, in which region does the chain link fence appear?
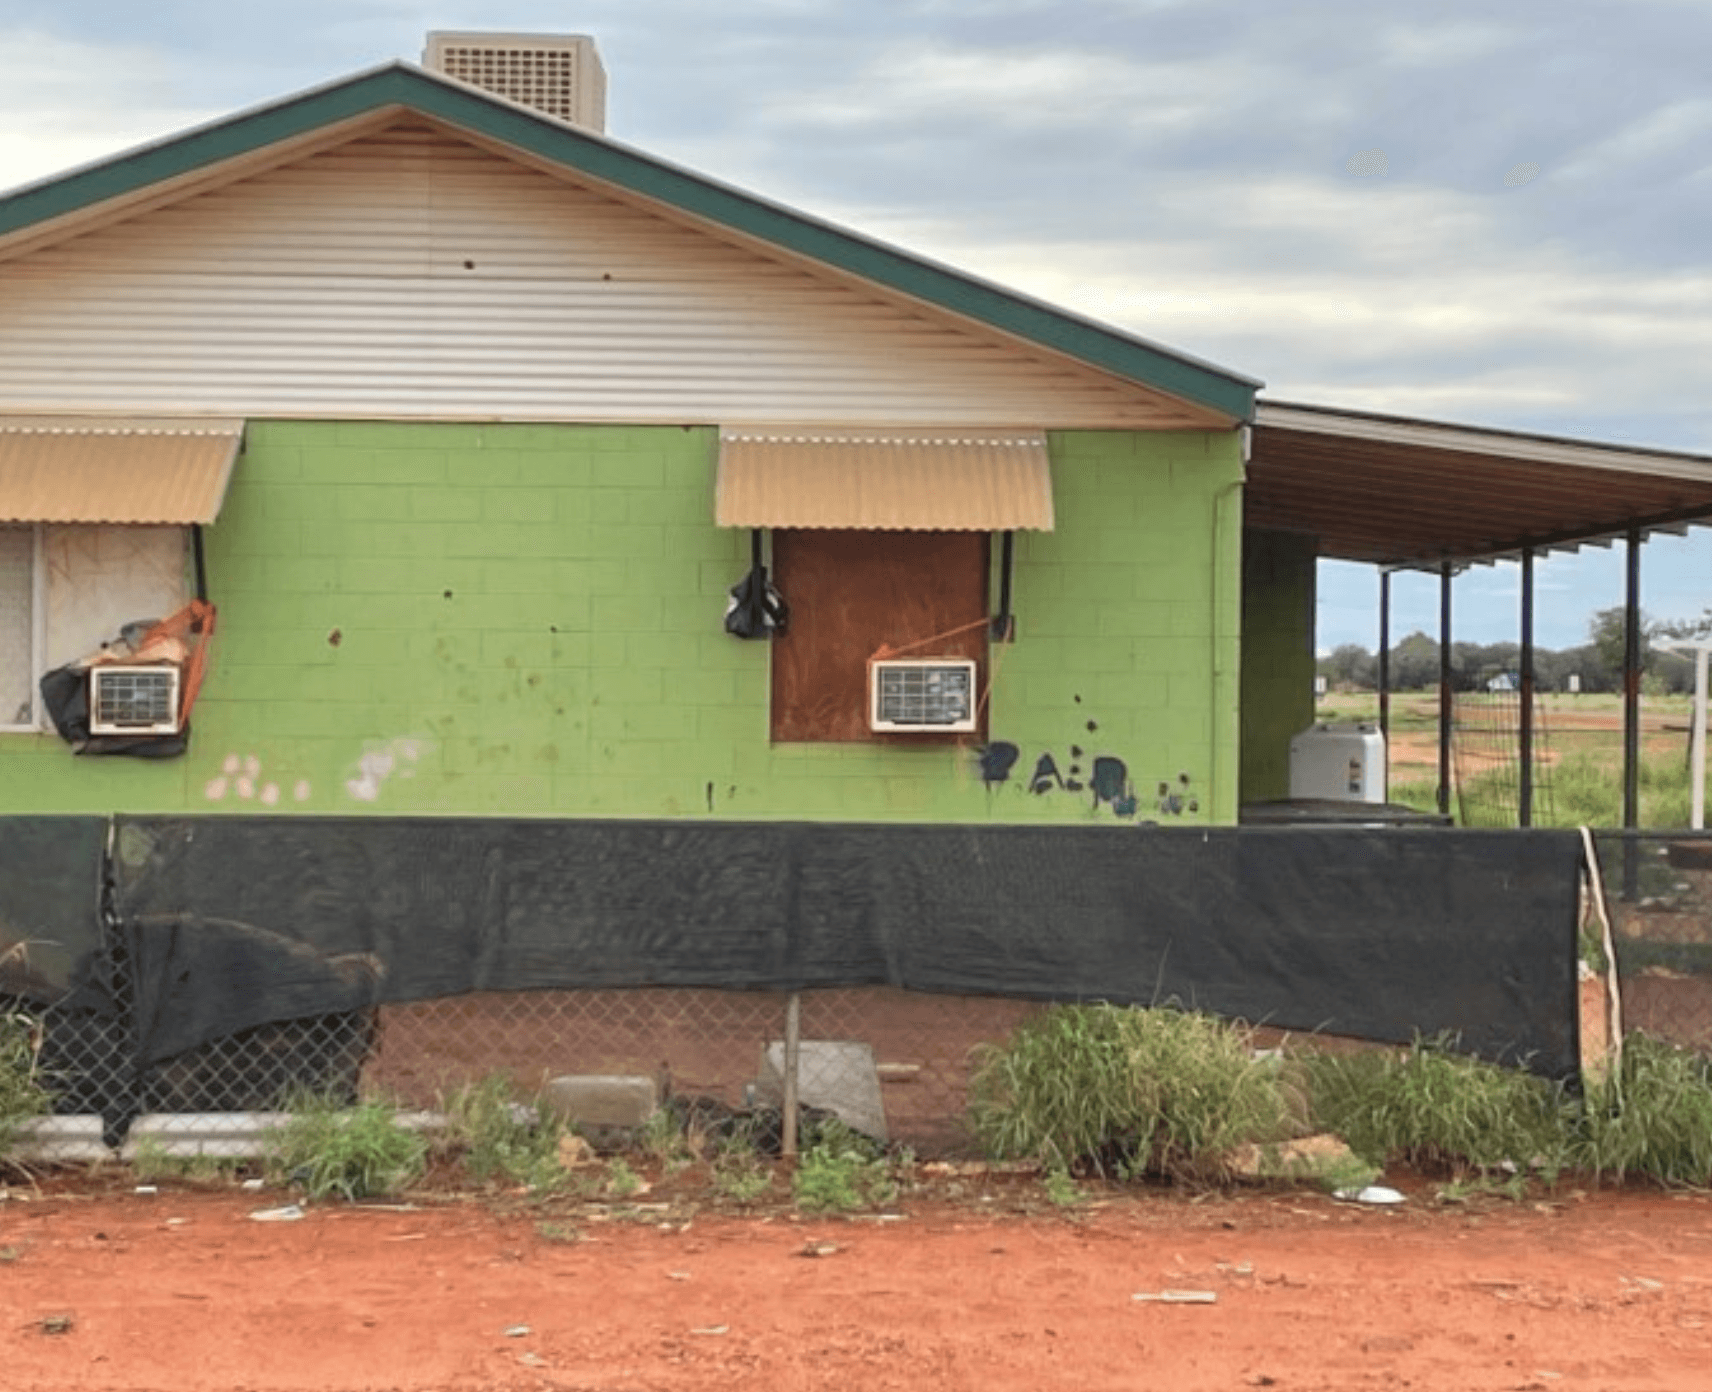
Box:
[13,976,1045,1159]
[1595,830,1712,1055]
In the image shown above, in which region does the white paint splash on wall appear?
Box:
[206,751,310,805]
[344,738,428,803]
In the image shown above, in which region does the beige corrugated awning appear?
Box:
[716,428,1054,531]
[0,416,244,524]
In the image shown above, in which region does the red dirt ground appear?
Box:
[4,1174,1710,1391]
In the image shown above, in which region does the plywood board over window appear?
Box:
[770,530,988,743]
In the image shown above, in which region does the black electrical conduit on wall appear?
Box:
[0,815,1586,1080]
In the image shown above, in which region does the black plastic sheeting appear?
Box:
[0,816,109,1006]
[95,817,1583,1079]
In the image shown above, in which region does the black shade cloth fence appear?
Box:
[2,815,1583,1085]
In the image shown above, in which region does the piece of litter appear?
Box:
[248,1204,305,1223]
[691,1324,729,1336]
[134,1186,158,1196]
[164,1218,190,1227]
[1624,1276,1665,1291]
[518,1352,548,1368]
[1334,1185,1405,1206]
[503,1325,531,1339]
[799,1241,840,1258]
[240,1179,266,1191]
[39,1314,74,1335]
[667,1271,692,1281]
[1133,1290,1218,1304]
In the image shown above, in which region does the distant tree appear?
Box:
[1319,642,1376,689]
[1388,631,1441,690]
[1588,606,1656,688]
[1658,607,1712,640]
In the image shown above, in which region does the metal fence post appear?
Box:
[781,990,801,1158]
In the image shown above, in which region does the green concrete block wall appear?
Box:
[1238,528,1318,805]
[0,422,1244,823]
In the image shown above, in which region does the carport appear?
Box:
[1245,400,1712,829]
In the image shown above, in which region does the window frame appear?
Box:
[0,522,45,733]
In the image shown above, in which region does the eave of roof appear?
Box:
[0,63,1260,426]
[1249,400,1712,568]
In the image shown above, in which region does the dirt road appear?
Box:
[4,1178,1710,1391]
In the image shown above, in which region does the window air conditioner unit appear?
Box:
[869,658,977,733]
[89,665,182,736]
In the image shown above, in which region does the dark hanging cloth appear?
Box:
[724,529,788,639]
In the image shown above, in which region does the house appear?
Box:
[9,35,1710,835]
[0,33,1288,827]
[12,36,1681,1104]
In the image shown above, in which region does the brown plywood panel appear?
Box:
[771,529,988,743]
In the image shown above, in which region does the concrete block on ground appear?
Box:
[756,1040,888,1145]
[540,1075,658,1130]
[12,1115,110,1163]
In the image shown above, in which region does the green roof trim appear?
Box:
[0,64,1260,422]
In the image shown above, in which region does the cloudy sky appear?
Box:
[2,0,1709,651]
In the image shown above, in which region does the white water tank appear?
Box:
[1289,723,1386,803]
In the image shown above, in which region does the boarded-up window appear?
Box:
[44,526,189,672]
[0,523,188,731]
[770,530,988,742]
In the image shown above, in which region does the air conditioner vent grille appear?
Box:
[90,665,180,736]
[870,659,977,733]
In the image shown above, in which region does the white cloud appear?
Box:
[0,29,220,192]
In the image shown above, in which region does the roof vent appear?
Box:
[423,32,607,133]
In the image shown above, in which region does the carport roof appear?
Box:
[1248,401,1712,568]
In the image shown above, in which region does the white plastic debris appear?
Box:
[1334,1185,1406,1205]
[248,1204,306,1222]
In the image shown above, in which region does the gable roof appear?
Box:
[0,63,1260,426]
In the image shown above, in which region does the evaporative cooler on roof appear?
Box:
[423,32,607,132]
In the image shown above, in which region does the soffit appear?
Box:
[717,428,1054,531]
[0,416,244,524]
[1248,402,1712,567]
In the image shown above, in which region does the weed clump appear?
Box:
[0,1012,50,1164]
[967,1004,1292,1182]
[1299,1035,1568,1177]
[1574,1033,1712,1186]
[792,1119,898,1212]
[441,1074,576,1192]
[266,1092,428,1201]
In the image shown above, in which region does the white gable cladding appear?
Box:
[0,122,1214,428]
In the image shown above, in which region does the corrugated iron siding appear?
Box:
[0,122,1212,428]
[0,417,242,524]
[717,429,1054,530]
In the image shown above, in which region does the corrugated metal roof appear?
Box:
[0,416,243,524]
[717,428,1053,531]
